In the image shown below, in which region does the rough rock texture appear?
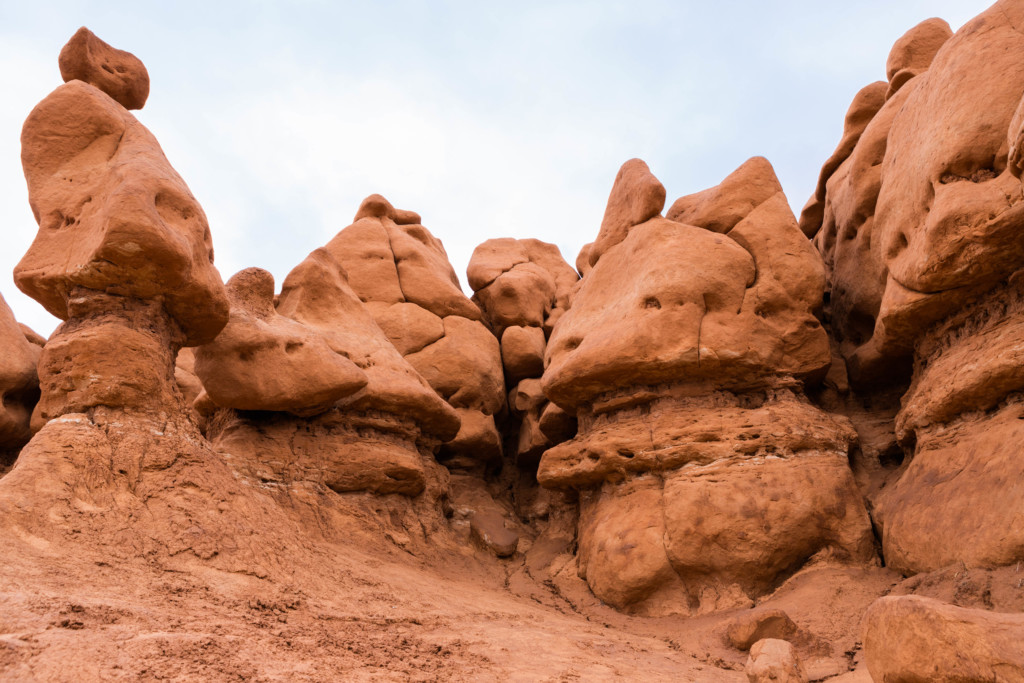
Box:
[745,639,808,683]
[0,293,40,468]
[16,79,228,346]
[468,238,580,468]
[539,159,874,615]
[812,4,1024,578]
[197,250,461,496]
[324,195,505,467]
[864,596,1024,682]
[58,27,150,110]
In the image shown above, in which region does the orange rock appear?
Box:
[666,156,781,234]
[539,159,871,615]
[588,159,665,266]
[16,79,228,346]
[0,292,40,457]
[276,248,460,442]
[798,81,887,238]
[884,18,952,99]
[58,27,150,110]
[500,325,546,384]
[745,639,808,683]
[864,596,1024,682]
[193,268,368,416]
[323,195,504,465]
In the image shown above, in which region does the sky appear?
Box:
[0,0,997,337]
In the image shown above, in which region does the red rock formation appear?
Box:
[538,158,875,615]
[812,4,1024,576]
[58,27,150,110]
[324,195,505,467]
[0,293,40,470]
[196,255,461,496]
[468,238,579,463]
[864,596,1024,682]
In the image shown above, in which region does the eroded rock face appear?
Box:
[538,158,874,615]
[0,293,40,467]
[324,195,505,467]
[198,250,461,496]
[16,79,228,347]
[812,5,1024,575]
[864,596,1024,682]
[0,30,278,574]
[468,238,580,466]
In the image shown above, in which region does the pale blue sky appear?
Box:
[0,1,996,336]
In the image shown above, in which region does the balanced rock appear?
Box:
[863,596,1024,682]
[538,158,874,615]
[59,27,150,110]
[326,194,505,466]
[0,30,276,575]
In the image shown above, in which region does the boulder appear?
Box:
[863,596,1024,682]
[745,639,808,683]
[58,27,150,110]
[16,79,228,346]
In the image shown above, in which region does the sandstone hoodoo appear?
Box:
[321,195,505,469]
[810,0,1024,579]
[195,253,461,496]
[537,157,876,616]
[5,10,1024,681]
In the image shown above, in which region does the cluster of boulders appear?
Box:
[3,9,1024,679]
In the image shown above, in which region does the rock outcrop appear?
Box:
[863,596,1024,682]
[322,195,505,468]
[0,30,279,571]
[196,255,461,496]
[810,3,1024,576]
[0,293,40,469]
[468,238,579,465]
[537,158,875,615]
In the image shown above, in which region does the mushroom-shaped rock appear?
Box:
[864,596,1024,683]
[59,27,150,110]
[322,195,505,465]
[538,158,874,615]
[0,293,41,462]
[16,79,228,346]
[193,268,367,416]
